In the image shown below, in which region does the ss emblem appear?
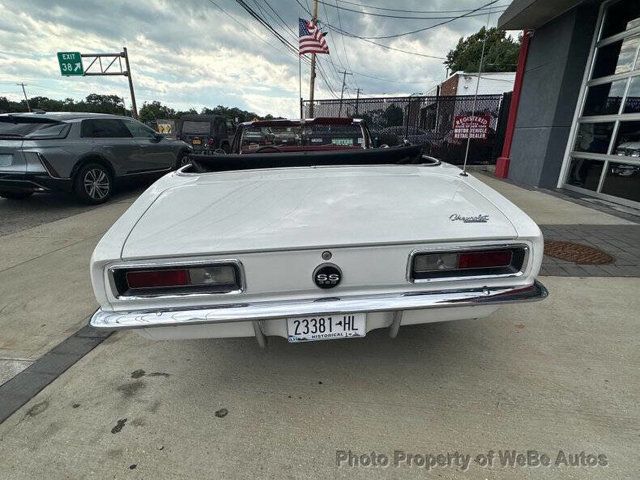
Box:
[313,264,342,289]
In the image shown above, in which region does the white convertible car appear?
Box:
[90,144,547,346]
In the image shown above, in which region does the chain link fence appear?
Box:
[303,94,509,165]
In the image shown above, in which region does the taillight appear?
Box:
[126,269,190,289]
[208,137,215,146]
[458,250,513,269]
[113,264,241,296]
[411,247,525,280]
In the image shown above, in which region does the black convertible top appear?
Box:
[188,145,433,173]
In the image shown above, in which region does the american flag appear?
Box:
[299,18,329,55]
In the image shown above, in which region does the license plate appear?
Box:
[192,139,202,145]
[0,154,12,167]
[287,314,366,343]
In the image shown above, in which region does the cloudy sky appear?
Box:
[0,0,511,117]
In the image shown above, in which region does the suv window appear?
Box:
[81,119,132,138]
[0,118,69,139]
[182,121,211,135]
[239,124,364,152]
[124,119,157,139]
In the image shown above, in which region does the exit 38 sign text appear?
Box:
[57,52,84,76]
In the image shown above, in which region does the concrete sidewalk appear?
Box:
[474,173,635,225]
[0,196,136,384]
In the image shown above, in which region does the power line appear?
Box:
[333,0,503,40]
[235,0,341,98]
[205,0,300,61]
[315,57,341,98]
[332,0,359,90]
[351,71,426,84]
[231,0,342,100]
[262,0,298,38]
[319,1,357,91]
[294,0,446,59]
[324,0,509,14]
[208,0,342,104]
[235,0,300,55]
[313,0,507,20]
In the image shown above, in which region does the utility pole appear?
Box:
[308,0,319,118]
[337,70,352,117]
[355,88,361,116]
[17,83,30,112]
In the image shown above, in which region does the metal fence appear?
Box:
[303,94,508,165]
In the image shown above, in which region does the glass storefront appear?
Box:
[562,0,640,207]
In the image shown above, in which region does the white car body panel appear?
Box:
[119,165,518,259]
[90,161,546,344]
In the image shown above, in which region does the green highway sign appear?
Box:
[57,52,84,76]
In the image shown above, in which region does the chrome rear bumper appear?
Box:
[90,280,547,331]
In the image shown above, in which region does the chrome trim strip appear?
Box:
[406,243,530,283]
[90,280,548,330]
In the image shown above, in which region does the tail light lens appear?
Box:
[411,247,525,280]
[458,250,513,269]
[207,137,215,146]
[126,269,190,289]
[113,264,241,297]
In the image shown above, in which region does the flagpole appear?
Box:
[308,0,319,118]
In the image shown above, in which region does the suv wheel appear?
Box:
[0,191,34,200]
[74,163,112,204]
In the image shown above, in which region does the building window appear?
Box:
[562,0,640,207]
[574,122,615,153]
[583,81,626,115]
[566,158,605,190]
[601,163,640,202]
[600,1,640,39]
[592,36,640,78]
[623,77,640,113]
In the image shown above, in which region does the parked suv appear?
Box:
[0,112,191,203]
[177,114,234,153]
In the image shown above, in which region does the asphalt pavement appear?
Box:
[0,186,146,237]
[0,175,637,479]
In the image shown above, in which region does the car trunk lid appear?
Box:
[121,166,517,259]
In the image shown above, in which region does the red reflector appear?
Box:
[458,250,512,269]
[126,269,190,289]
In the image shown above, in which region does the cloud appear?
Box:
[0,0,509,117]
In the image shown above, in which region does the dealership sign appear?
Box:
[453,115,491,140]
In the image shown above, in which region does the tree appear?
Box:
[0,93,273,121]
[83,94,125,114]
[139,101,176,123]
[445,27,520,73]
[200,105,261,123]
